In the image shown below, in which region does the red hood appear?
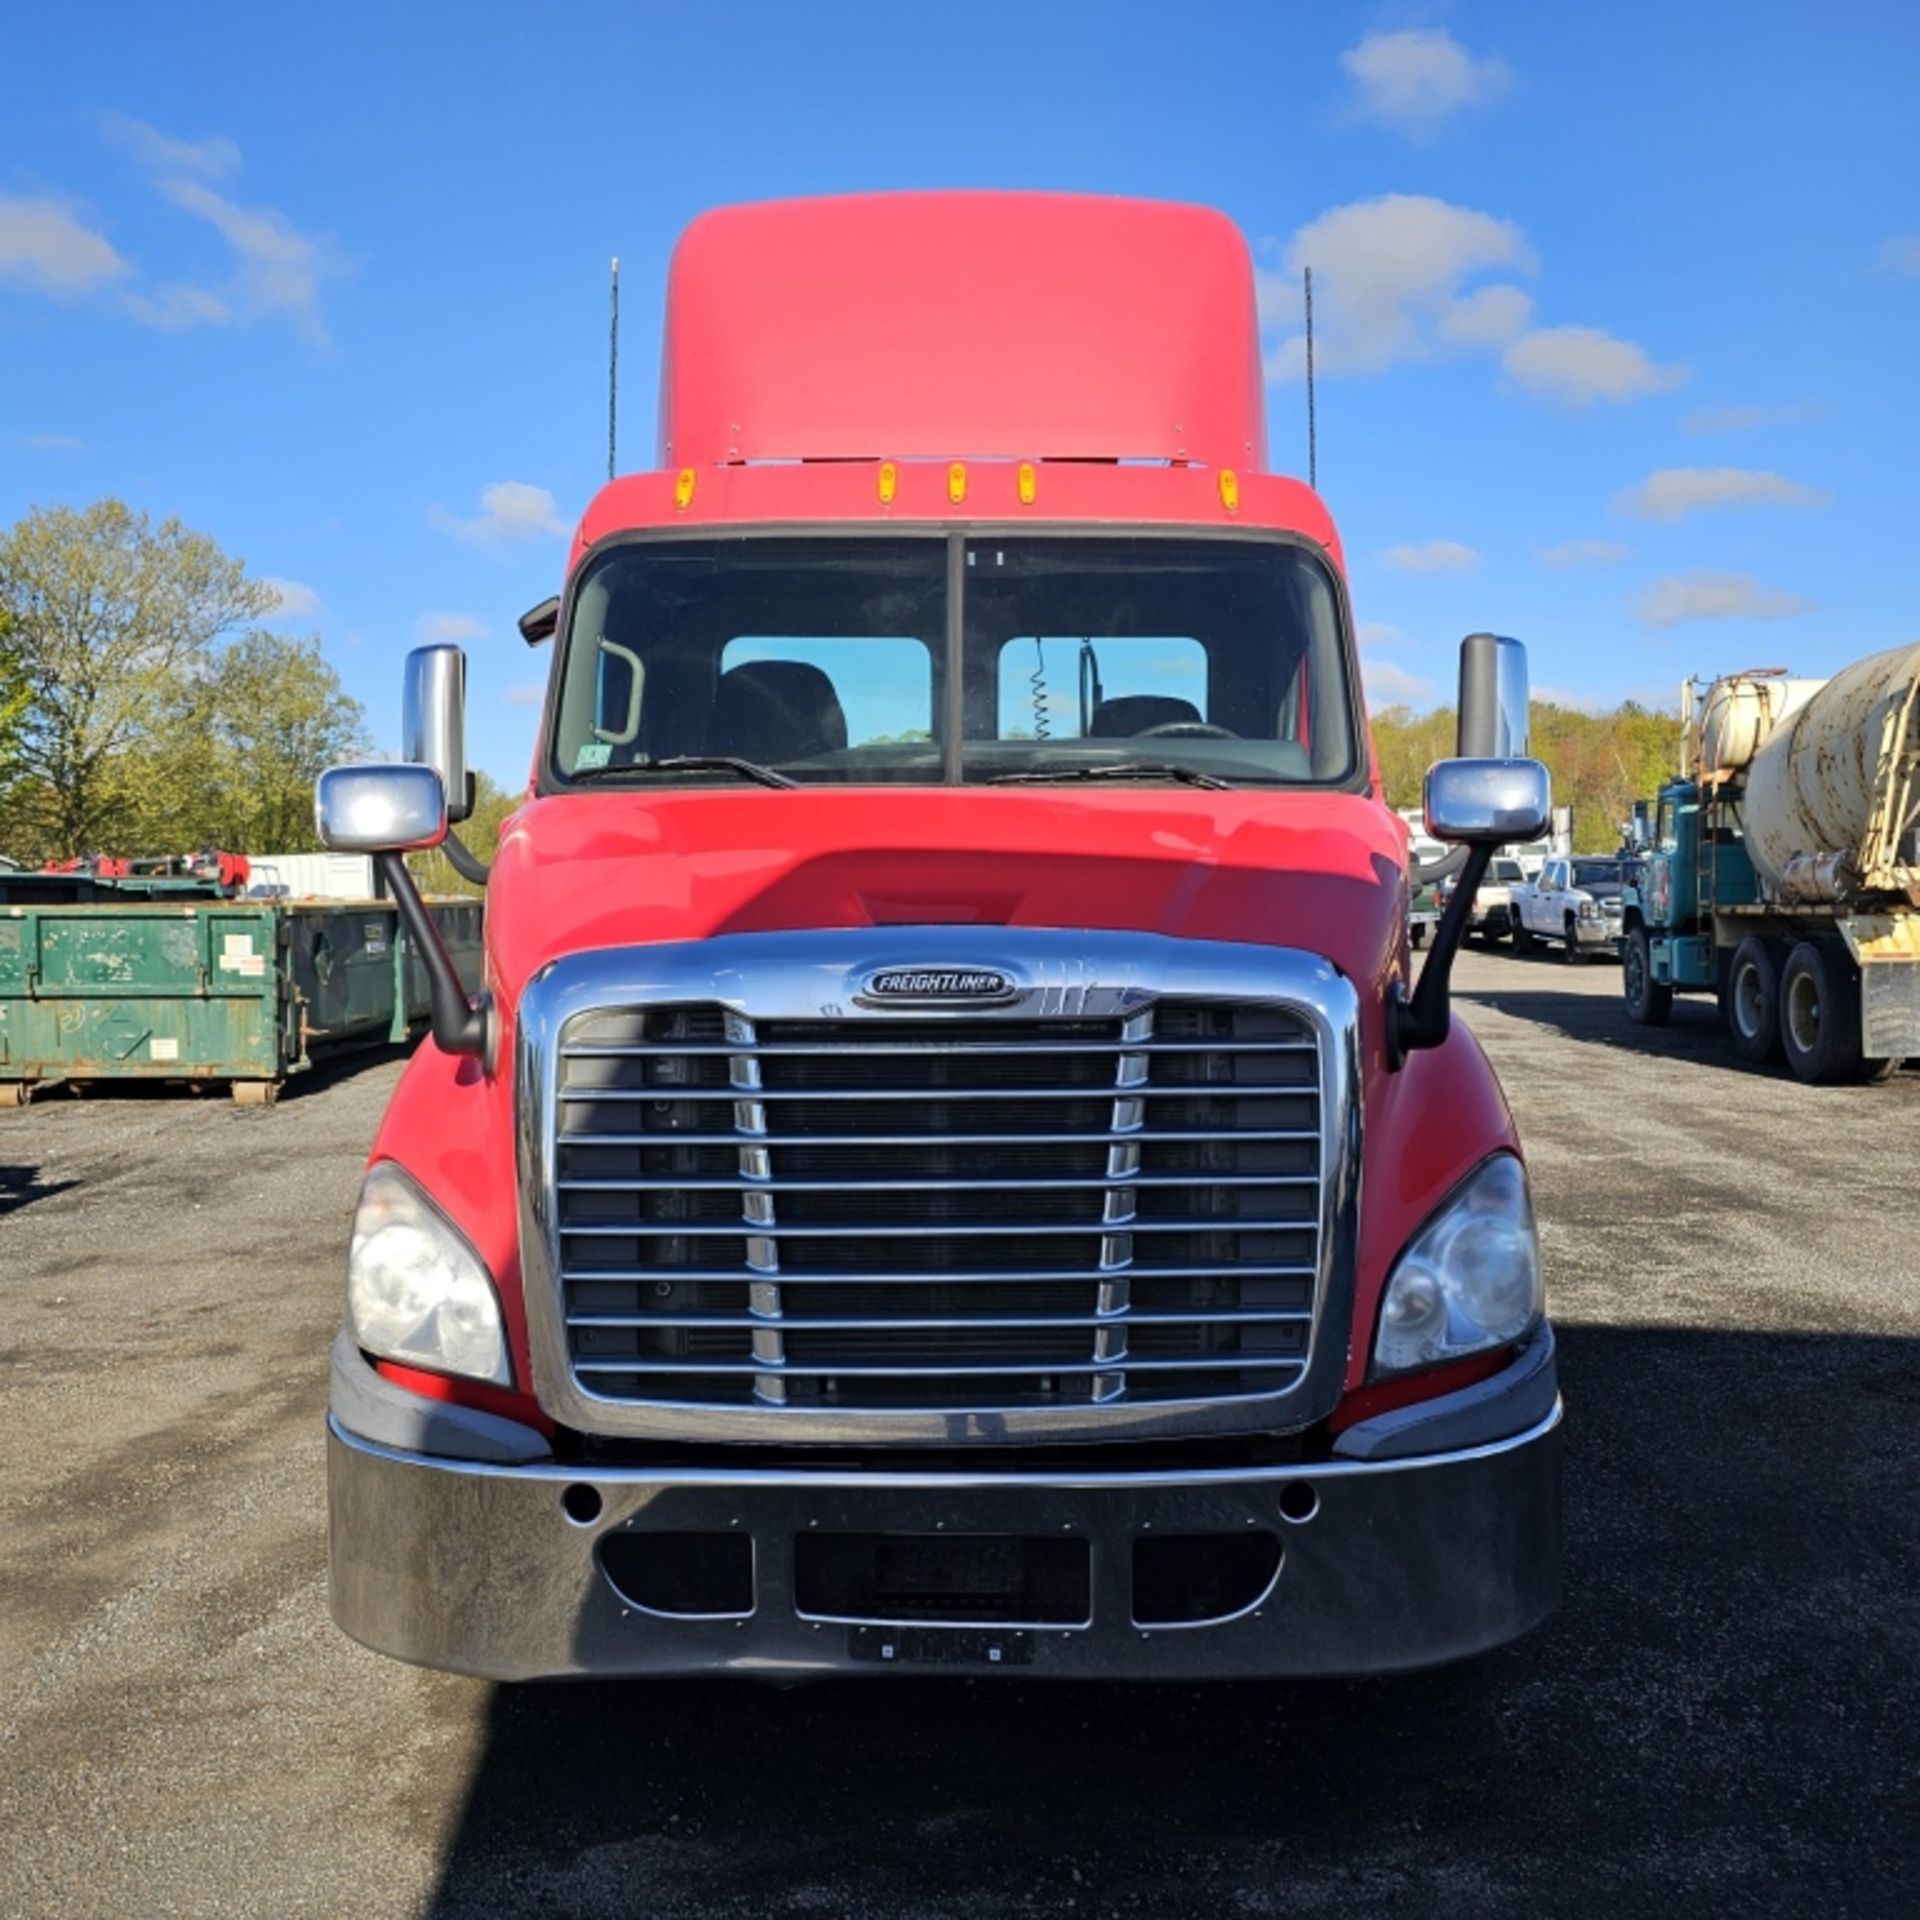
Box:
[486,788,1408,1011]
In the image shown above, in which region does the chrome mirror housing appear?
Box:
[403,646,471,824]
[1457,632,1530,758]
[315,763,449,853]
[1425,758,1552,846]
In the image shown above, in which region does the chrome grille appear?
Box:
[549,997,1325,1415]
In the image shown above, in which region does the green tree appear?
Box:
[139,630,368,852]
[0,500,273,856]
[1371,698,1682,852]
[407,769,522,898]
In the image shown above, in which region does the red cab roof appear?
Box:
[658,192,1267,471]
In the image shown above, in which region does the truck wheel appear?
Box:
[1779,941,1864,1085]
[1726,936,1783,1065]
[1513,919,1535,955]
[1561,915,1581,963]
[1623,928,1672,1025]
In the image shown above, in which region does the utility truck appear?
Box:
[1622,650,1920,1083]
[316,193,1560,1681]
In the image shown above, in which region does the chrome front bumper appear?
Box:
[328,1391,1562,1682]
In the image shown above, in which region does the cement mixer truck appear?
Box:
[1620,645,1920,1083]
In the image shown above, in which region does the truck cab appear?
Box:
[315,193,1560,1681]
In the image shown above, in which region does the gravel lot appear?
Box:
[3,947,1916,1919]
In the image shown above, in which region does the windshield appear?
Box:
[1573,859,1626,886]
[548,533,1357,789]
[1489,859,1525,883]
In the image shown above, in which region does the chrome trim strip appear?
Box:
[516,928,1361,1446]
[327,1401,1562,1488]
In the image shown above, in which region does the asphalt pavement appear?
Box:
[2,945,1915,1919]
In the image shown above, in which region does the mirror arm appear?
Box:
[1388,841,1493,1069]
[440,828,492,888]
[375,853,489,1059]
[1408,843,1470,889]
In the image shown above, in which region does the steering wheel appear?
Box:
[1136,721,1239,739]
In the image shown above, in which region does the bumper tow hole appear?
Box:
[1278,1481,1320,1524]
[561,1484,604,1527]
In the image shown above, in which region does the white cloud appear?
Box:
[1539,539,1630,569]
[1681,402,1815,434]
[1877,236,1920,277]
[1532,686,1607,714]
[1502,325,1687,407]
[417,611,488,643]
[1259,194,1533,378]
[0,193,130,296]
[1634,571,1814,628]
[1362,657,1438,708]
[1381,540,1478,575]
[156,177,331,343]
[120,282,232,329]
[1356,621,1403,648]
[23,431,83,452]
[259,576,324,619]
[1614,467,1825,521]
[431,482,569,547]
[1340,29,1512,138]
[101,113,240,179]
[505,684,546,708]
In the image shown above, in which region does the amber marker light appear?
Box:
[1218,469,1239,513]
[948,462,968,505]
[674,468,697,510]
[877,461,898,505]
[1017,461,1037,505]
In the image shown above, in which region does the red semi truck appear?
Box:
[318,193,1560,1679]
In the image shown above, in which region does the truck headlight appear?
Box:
[347,1161,510,1385]
[1372,1155,1540,1376]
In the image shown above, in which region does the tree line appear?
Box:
[1370,698,1682,852]
[0,500,368,863]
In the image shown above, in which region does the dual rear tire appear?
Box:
[1724,934,1893,1084]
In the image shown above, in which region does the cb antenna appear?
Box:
[1303,264,1318,491]
[608,256,620,482]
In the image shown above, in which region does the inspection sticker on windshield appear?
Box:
[574,742,613,770]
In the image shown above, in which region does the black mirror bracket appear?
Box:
[1388,840,1493,1069]
[375,852,491,1061]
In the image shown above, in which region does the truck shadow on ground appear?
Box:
[1449,974,1917,1082]
[424,1323,1917,1918]
[0,1161,78,1215]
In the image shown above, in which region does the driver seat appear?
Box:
[1088,694,1202,737]
[708,661,849,762]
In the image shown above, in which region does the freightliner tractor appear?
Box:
[1622,651,1920,1084]
[316,194,1561,1681]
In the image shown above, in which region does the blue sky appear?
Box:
[3,1,1916,785]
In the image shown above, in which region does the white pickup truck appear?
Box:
[1511,855,1630,961]
[1434,852,1528,944]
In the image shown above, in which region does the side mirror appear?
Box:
[519,595,560,645]
[403,646,471,824]
[1426,758,1552,846]
[1391,634,1552,1069]
[1457,632,1530,758]
[314,764,448,853]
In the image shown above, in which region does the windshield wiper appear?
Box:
[989,761,1232,791]
[572,755,797,790]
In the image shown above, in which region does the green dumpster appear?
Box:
[0,898,481,1103]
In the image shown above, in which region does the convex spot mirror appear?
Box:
[1425,758,1552,846]
[315,763,448,853]
[403,645,472,825]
